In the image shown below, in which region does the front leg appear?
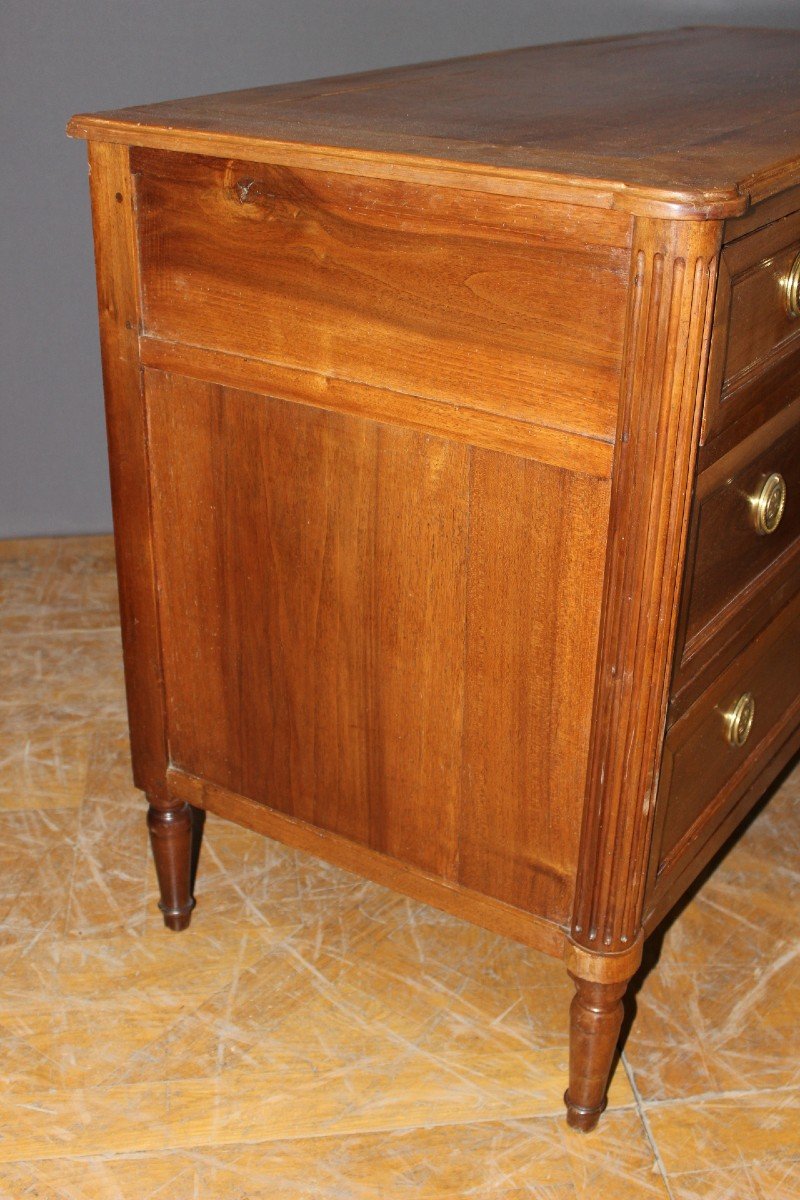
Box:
[146,795,196,930]
[564,973,628,1131]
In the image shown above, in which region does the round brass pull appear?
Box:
[750,471,786,535]
[725,692,755,748]
[785,251,800,318]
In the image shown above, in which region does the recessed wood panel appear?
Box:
[144,369,609,920]
[680,404,800,665]
[459,451,611,920]
[652,595,800,888]
[133,148,628,443]
[702,211,800,443]
[724,226,800,384]
[145,369,470,878]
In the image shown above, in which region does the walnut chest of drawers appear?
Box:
[69,26,800,1131]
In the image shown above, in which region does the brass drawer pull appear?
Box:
[750,471,786,535]
[785,252,800,318]
[724,692,755,747]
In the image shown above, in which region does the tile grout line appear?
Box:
[5,538,798,1188]
[0,1104,641,1168]
[632,1078,800,1111]
[621,1051,677,1200]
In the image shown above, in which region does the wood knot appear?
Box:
[234,178,257,203]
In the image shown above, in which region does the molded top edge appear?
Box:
[68,27,800,219]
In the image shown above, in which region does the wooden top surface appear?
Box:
[69,27,800,217]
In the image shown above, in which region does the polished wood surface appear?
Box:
[565,976,628,1133]
[670,399,800,716]
[70,27,800,1134]
[678,402,800,669]
[146,796,195,931]
[723,183,800,242]
[697,348,800,468]
[168,766,565,958]
[644,721,800,934]
[654,594,800,885]
[456,449,607,918]
[133,148,629,447]
[723,223,800,383]
[86,141,168,802]
[571,217,720,958]
[69,28,800,217]
[144,369,609,924]
[703,212,800,441]
[139,336,615,477]
[564,216,721,1129]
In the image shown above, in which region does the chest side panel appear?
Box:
[144,369,611,923]
[132,148,630,446]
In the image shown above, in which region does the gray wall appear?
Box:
[2,0,798,537]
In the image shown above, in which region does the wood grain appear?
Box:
[72,38,800,1133]
[679,404,800,663]
[137,338,615,478]
[702,212,800,443]
[652,594,800,881]
[570,216,722,956]
[146,370,469,879]
[86,142,168,800]
[458,451,610,921]
[167,766,566,959]
[133,149,629,444]
[565,975,627,1132]
[670,557,800,721]
[722,183,800,242]
[696,348,800,467]
[70,29,800,217]
[722,217,800,384]
[643,722,800,933]
[144,369,610,923]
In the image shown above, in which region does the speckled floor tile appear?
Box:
[645,1088,800,1200]
[0,710,91,812]
[0,807,78,946]
[62,723,149,937]
[0,534,798,1199]
[0,536,118,635]
[624,779,800,1101]
[0,925,283,1092]
[0,816,636,1157]
[0,628,125,716]
[0,1110,669,1199]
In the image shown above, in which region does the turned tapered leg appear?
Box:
[146,796,196,931]
[564,972,628,1132]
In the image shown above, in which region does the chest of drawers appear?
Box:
[69,26,800,1132]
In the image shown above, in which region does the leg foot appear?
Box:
[147,797,196,930]
[564,973,627,1132]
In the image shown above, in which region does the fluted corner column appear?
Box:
[565,214,723,1130]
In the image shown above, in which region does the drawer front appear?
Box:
[677,400,800,673]
[703,210,800,442]
[654,596,800,880]
[725,232,800,382]
[131,147,630,444]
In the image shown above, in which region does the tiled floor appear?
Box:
[0,534,797,1199]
